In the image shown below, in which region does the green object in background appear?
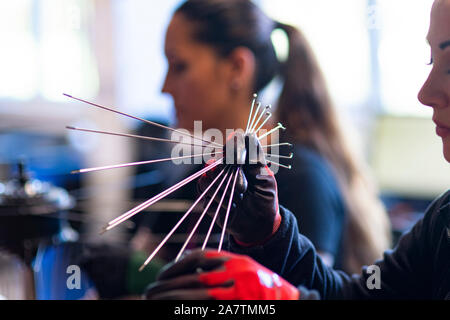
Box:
[126,251,166,296]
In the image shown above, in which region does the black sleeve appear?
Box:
[228,206,353,299]
[228,192,448,299]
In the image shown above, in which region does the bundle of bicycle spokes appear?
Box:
[66,93,292,271]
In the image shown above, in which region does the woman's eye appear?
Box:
[427,57,433,65]
[172,62,187,74]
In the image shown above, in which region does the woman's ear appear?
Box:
[226,47,256,93]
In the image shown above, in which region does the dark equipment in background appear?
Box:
[0,162,76,264]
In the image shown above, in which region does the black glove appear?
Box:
[198,133,280,245]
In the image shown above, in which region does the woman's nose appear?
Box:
[418,70,447,109]
[161,73,171,94]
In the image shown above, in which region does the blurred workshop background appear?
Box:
[0,0,449,299]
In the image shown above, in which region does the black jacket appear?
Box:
[229,190,450,299]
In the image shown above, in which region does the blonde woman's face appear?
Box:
[418,0,450,162]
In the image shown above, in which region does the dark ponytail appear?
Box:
[275,22,335,149]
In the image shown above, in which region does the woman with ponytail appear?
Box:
[157,0,391,273]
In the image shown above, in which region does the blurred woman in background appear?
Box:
[156,0,391,273]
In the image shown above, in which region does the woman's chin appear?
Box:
[443,147,450,163]
[443,137,450,163]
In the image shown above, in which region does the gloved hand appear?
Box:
[78,243,164,299]
[144,249,308,300]
[198,132,281,245]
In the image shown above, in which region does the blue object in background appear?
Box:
[0,131,83,189]
[33,242,96,300]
